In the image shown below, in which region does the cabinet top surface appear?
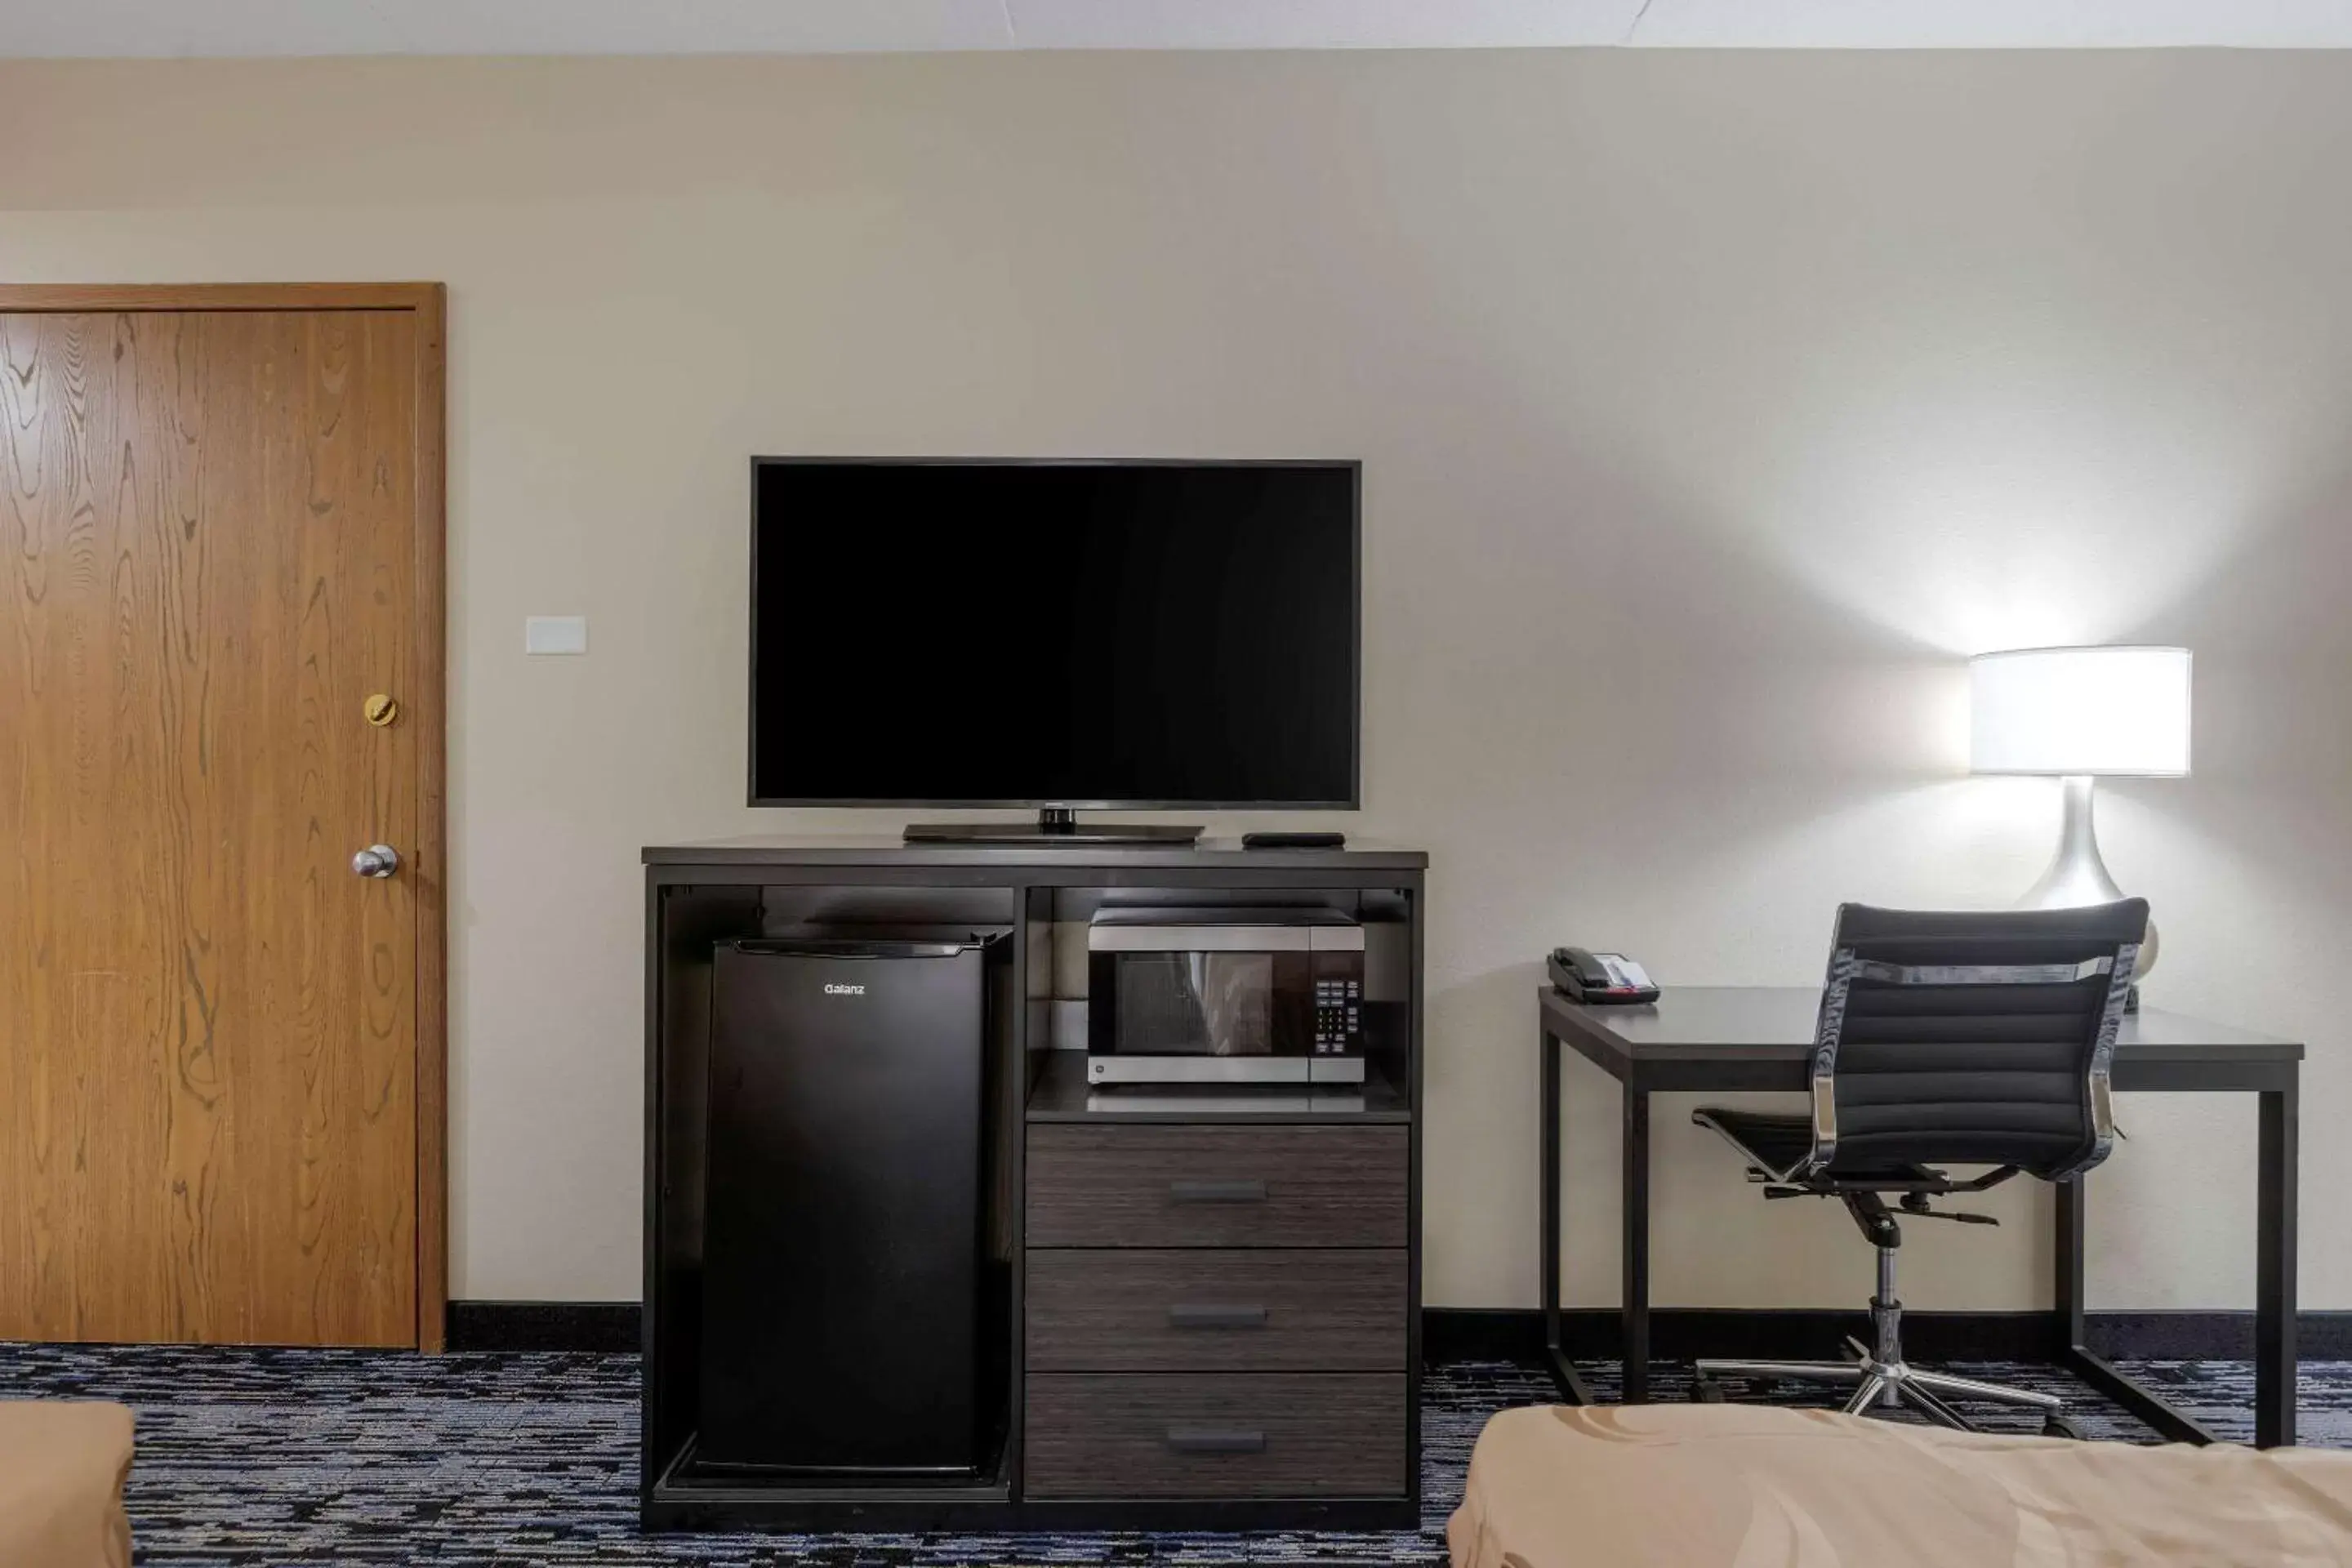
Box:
[643,835,1428,870]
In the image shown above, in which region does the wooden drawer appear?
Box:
[1027,1248,1405,1372]
[1025,1125,1407,1248]
[1023,1373,1406,1499]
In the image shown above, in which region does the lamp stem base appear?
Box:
[2022,776,2127,907]
[2019,774,2152,1008]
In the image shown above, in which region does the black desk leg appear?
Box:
[2055,1175,2084,1350]
[2056,1101,2301,1449]
[1623,1081,1650,1404]
[2057,1169,2221,1446]
[2256,1083,2298,1449]
[1539,1030,1595,1405]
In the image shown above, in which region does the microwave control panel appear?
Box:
[1314,975,1363,1054]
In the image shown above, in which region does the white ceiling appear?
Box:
[2,0,2350,58]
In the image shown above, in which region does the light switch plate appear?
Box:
[524,615,589,655]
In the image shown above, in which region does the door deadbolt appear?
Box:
[363,693,399,728]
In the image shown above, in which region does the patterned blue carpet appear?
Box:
[2,1345,2345,1566]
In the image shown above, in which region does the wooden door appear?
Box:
[0,288,445,1348]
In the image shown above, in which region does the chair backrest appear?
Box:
[1806,900,2147,1182]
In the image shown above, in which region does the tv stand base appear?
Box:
[904,810,1203,846]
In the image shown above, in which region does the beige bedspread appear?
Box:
[0,1400,135,1568]
[1450,1403,2352,1568]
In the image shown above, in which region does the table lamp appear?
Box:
[1969,645,2189,987]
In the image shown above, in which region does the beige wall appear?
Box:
[6,51,2348,1310]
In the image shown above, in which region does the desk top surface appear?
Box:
[1540,984,2302,1061]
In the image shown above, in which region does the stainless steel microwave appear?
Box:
[1086,908,1365,1085]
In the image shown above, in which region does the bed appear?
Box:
[0,1401,135,1568]
[1450,1403,2352,1568]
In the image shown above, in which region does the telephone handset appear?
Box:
[1548,947,1660,1005]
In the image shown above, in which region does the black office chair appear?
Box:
[1690,899,2147,1435]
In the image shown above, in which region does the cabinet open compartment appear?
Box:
[645,884,1020,1508]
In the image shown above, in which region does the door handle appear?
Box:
[352,844,401,879]
[1169,1179,1267,1204]
[1168,1304,1268,1330]
[1165,1427,1266,1454]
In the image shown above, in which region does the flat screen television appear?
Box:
[750,458,1359,837]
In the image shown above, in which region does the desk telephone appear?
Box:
[1548,947,1659,1005]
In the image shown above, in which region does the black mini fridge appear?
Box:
[699,937,1003,1476]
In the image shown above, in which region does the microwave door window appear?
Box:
[1116,953,1210,1054]
[1115,953,1272,1055]
[1198,952,1272,1056]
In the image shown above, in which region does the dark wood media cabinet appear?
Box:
[643,836,1428,1531]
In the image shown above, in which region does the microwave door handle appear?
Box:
[1168,1179,1267,1204]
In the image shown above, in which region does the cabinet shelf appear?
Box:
[1025,1049,1410,1123]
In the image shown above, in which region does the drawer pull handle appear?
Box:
[1168,1303,1269,1330]
[1166,1426,1266,1454]
[1169,1179,1267,1204]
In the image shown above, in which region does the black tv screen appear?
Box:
[750,459,1359,807]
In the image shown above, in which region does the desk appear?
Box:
[1538,986,2302,1448]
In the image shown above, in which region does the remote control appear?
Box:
[1241,831,1347,850]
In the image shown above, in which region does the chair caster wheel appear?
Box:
[1693,1378,1727,1404]
[2042,1413,2087,1441]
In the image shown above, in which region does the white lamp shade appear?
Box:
[1969,646,2191,777]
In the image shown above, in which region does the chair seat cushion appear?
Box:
[1449,1403,2352,1568]
[1693,1107,1934,1183]
[1692,1108,1816,1176]
[0,1401,134,1568]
